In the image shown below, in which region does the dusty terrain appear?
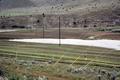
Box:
[0,28,120,40]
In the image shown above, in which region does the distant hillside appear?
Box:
[0,0,35,9]
[0,0,119,16]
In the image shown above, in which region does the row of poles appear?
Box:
[42,13,61,46]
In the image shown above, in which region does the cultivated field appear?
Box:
[0,0,120,79]
[0,29,120,80]
[0,28,120,40]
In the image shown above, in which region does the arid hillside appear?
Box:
[0,0,120,30]
[0,0,119,15]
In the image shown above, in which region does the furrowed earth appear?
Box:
[0,0,120,79]
[0,28,120,80]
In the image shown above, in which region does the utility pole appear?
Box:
[58,16,61,46]
[42,13,45,38]
[43,25,45,38]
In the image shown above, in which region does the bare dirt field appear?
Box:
[0,28,120,40]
